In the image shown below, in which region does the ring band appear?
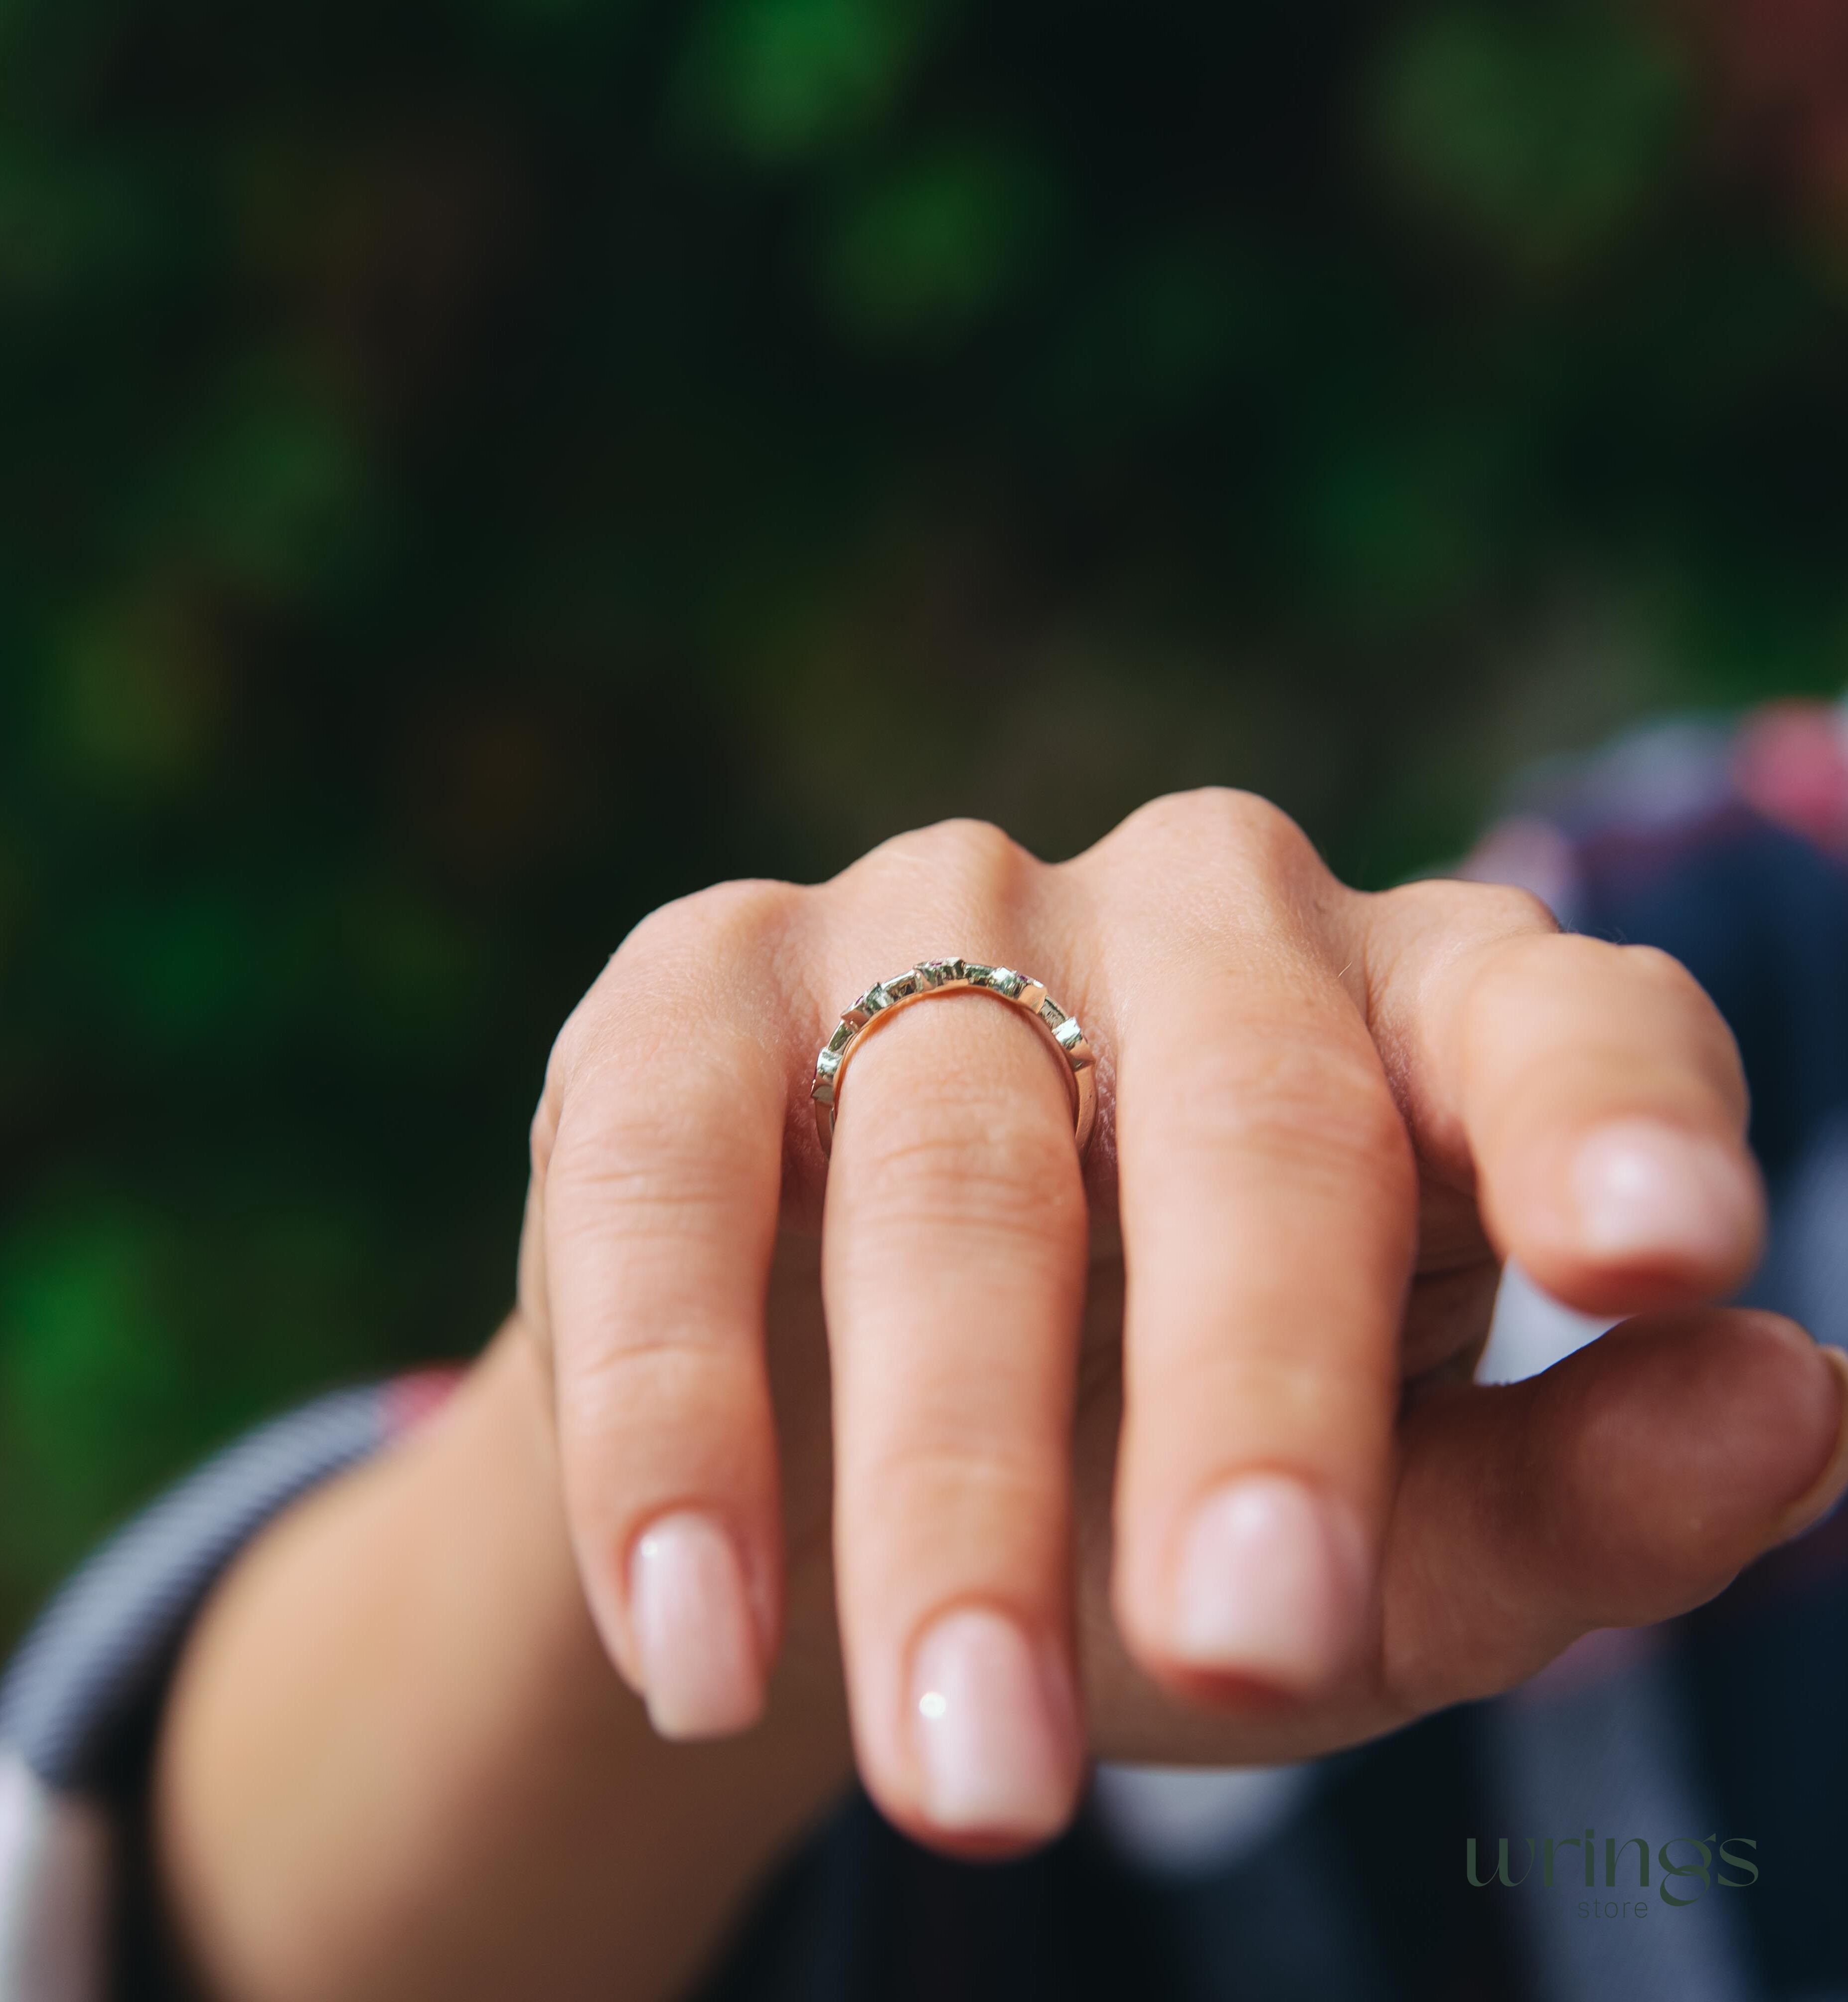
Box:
[811,958,1097,1158]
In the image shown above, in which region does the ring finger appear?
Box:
[820,923,1091,1845]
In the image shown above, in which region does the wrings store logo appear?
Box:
[1466,1831,1759,1917]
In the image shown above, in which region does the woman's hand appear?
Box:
[518,791,1848,1854]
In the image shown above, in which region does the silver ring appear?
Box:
[810,958,1097,1159]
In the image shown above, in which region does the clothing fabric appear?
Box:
[0,1381,445,2002]
[5,702,1848,2002]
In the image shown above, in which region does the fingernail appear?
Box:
[1570,1120,1760,1267]
[629,1512,764,1740]
[1775,1345,1848,1544]
[910,1608,1078,1838]
[1173,1474,1365,1692]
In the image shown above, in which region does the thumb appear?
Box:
[1384,1309,1848,1711]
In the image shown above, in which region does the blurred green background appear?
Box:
[4,0,1848,1644]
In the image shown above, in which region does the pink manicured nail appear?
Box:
[1570,1120,1760,1267]
[1173,1474,1365,1692]
[629,1512,764,1740]
[910,1609,1078,1838]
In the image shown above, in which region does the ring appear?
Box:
[811,958,1097,1158]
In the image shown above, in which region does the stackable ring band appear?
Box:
[811,957,1097,1159]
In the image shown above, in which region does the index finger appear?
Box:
[1362,883,1764,1316]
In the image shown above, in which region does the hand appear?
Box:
[518,791,1848,1854]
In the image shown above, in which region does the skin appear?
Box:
[153,791,1848,2001]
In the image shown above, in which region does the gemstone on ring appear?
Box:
[810,958,1095,1160]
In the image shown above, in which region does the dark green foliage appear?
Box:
[4,0,1847,1639]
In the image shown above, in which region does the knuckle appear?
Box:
[1607,943,1746,1080]
[848,1439,1063,1575]
[1142,1347,1391,1440]
[550,1059,762,1213]
[1375,876,1560,945]
[564,1321,738,1420]
[616,877,801,979]
[551,1129,738,1230]
[1471,880,1563,939]
[851,817,1031,904]
[862,1441,1057,1526]
[846,1105,1078,1239]
[1163,1038,1411,1183]
[542,877,799,1110]
[1480,930,1704,1015]
[1101,787,1322,878]
[1612,940,1702,999]
[556,1337,774,1496]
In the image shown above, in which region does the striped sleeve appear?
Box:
[0,1375,457,2002]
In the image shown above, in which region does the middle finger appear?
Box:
[818,838,1090,1850]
